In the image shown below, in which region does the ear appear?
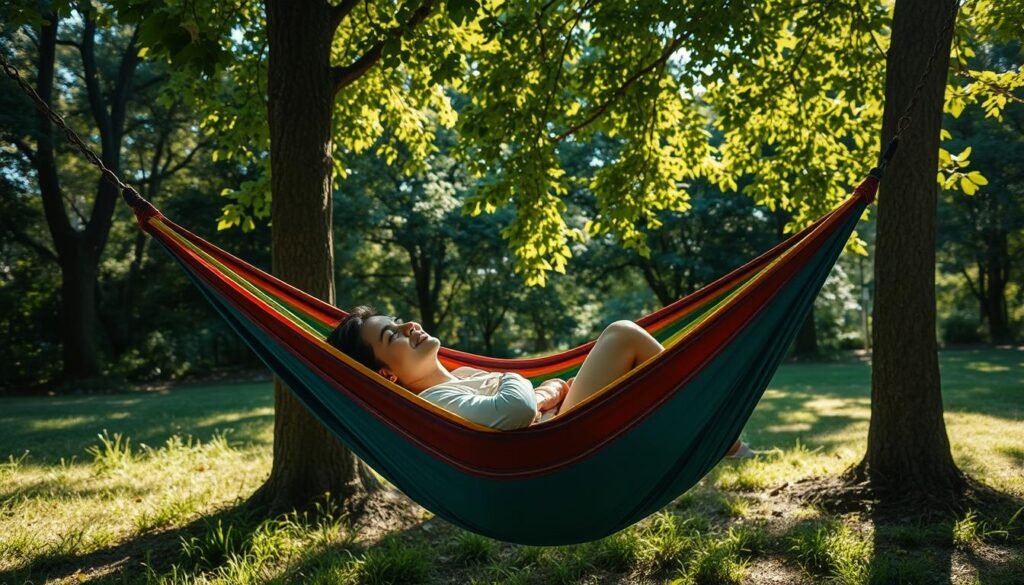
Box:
[378,367,398,383]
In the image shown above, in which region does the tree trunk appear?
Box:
[30,11,137,384]
[791,310,819,359]
[248,0,381,516]
[847,0,967,505]
[60,242,102,379]
[985,231,1011,343]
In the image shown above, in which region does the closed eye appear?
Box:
[388,318,404,344]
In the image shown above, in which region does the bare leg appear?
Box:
[555,320,664,415]
[550,320,743,454]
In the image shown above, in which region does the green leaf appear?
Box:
[960,175,977,195]
[965,171,988,186]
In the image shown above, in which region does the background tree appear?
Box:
[1,5,153,382]
[336,122,468,336]
[938,43,1024,345]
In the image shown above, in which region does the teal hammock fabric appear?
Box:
[129,175,879,546]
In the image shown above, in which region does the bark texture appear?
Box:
[248,0,382,516]
[848,0,967,503]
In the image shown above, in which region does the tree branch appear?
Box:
[158,138,212,179]
[553,2,709,142]
[55,38,82,50]
[959,264,984,303]
[0,217,60,263]
[131,72,170,96]
[331,0,437,94]
[77,4,113,149]
[34,12,75,251]
[110,26,142,137]
[330,0,361,32]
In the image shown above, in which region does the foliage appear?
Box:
[2,0,1022,386]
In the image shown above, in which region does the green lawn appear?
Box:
[1,347,1022,584]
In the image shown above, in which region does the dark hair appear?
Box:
[327,305,386,372]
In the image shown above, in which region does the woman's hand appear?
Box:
[535,378,570,412]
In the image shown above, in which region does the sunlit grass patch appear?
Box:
[0,427,271,576]
[950,507,1023,549]
[715,493,751,518]
[138,497,360,584]
[629,510,707,575]
[85,428,135,470]
[787,517,871,582]
[585,529,643,573]
[448,530,496,565]
[678,540,748,585]
[964,361,1010,373]
[356,534,433,585]
[714,438,841,492]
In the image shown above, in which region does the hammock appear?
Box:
[122,174,880,546]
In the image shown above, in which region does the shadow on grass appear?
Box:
[0,499,257,583]
[0,475,153,503]
[0,381,275,465]
[865,486,1024,585]
[0,490,430,584]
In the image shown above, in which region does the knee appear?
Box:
[604,320,642,337]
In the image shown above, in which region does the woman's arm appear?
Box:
[419,372,538,430]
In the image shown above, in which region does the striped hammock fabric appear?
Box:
[126,175,879,546]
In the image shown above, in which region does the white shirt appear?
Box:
[418,370,539,430]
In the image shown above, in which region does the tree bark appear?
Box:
[847,0,967,505]
[248,0,381,516]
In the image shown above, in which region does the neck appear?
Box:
[405,360,458,394]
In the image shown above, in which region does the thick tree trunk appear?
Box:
[847,0,966,504]
[249,0,381,516]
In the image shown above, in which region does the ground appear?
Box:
[1,346,1021,583]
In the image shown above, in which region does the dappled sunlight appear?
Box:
[0,429,272,573]
[946,411,1024,497]
[1,349,1020,581]
[192,407,274,427]
[26,415,102,431]
[778,410,819,425]
[763,422,812,433]
[964,361,1011,373]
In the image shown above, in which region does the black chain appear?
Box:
[0,49,145,205]
[872,0,962,178]
[893,0,962,140]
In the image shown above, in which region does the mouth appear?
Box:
[413,332,428,348]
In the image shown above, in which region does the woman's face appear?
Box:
[360,315,440,384]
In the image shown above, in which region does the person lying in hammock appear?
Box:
[327,305,758,458]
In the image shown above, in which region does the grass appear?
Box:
[1,347,1022,584]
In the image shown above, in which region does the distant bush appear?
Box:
[942,310,983,344]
